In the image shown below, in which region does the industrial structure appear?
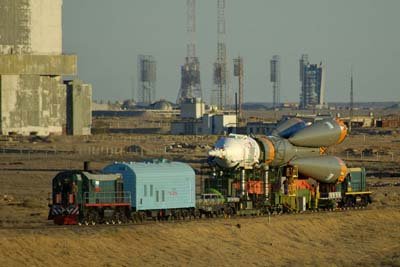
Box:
[233,56,244,119]
[212,0,231,110]
[0,0,91,136]
[137,55,157,105]
[176,0,202,104]
[270,55,281,109]
[299,54,326,109]
[65,80,92,135]
[171,98,236,135]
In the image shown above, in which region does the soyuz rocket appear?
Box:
[208,118,348,184]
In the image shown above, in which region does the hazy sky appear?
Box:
[63,0,400,103]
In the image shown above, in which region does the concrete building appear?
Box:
[180,98,205,119]
[65,80,92,135]
[171,113,236,135]
[202,113,236,135]
[299,54,326,109]
[171,98,236,135]
[0,0,90,136]
[0,0,62,55]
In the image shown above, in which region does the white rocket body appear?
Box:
[208,134,260,169]
[208,118,348,183]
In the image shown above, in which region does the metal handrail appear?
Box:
[83,191,131,204]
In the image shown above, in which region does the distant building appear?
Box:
[171,98,236,135]
[299,54,326,109]
[180,98,205,119]
[375,116,400,128]
[150,100,173,111]
[137,55,156,105]
[202,113,237,135]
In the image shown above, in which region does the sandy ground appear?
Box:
[0,209,399,267]
[0,133,399,266]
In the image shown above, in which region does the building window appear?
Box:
[162,190,165,202]
[144,185,147,197]
[150,185,153,196]
[156,191,159,202]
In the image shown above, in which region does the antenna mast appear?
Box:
[349,67,354,132]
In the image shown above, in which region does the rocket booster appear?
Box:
[208,118,348,183]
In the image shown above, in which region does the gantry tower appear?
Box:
[212,0,231,110]
[270,55,281,108]
[176,0,202,104]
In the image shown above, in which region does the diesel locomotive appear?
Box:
[48,169,131,225]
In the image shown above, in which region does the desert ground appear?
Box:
[1,122,400,266]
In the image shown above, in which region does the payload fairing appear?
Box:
[208,118,348,184]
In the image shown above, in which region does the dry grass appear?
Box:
[1,209,399,267]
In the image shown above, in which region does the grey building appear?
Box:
[0,0,90,136]
[171,98,236,135]
[65,80,92,135]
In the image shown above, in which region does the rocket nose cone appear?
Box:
[208,149,226,158]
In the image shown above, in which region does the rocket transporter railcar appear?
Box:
[206,118,372,214]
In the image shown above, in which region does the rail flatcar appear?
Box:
[204,165,372,214]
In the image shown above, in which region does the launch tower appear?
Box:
[176,0,202,104]
[270,55,281,109]
[211,0,231,110]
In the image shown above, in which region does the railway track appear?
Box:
[3,205,396,232]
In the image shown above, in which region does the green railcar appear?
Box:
[49,171,131,225]
[340,167,372,207]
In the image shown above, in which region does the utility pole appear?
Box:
[349,67,354,133]
[234,56,244,119]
